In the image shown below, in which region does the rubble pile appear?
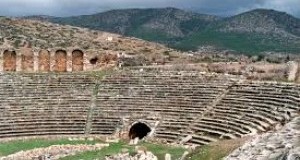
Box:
[226,117,300,160]
[105,149,158,160]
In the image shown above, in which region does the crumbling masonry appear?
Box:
[0,48,118,72]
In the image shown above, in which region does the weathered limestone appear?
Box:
[94,69,300,145]
[225,117,300,160]
[72,50,84,71]
[0,69,299,147]
[21,48,34,72]
[105,150,158,160]
[287,61,298,81]
[180,151,189,160]
[3,50,16,71]
[180,135,193,145]
[54,50,67,72]
[165,153,171,160]
[38,50,50,72]
[0,48,118,72]
[0,73,95,138]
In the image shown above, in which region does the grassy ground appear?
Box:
[0,137,248,160]
[186,138,249,160]
[61,141,187,160]
[0,138,187,160]
[0,138,100,157]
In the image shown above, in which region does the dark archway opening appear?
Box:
[72,50,84,71]
[129,122,151,140]
[54,50,67,72]
[3,50,16,72]
[90,57,98,65]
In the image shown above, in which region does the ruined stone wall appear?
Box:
[72,50,84,72]
[54,50,67,72]
[21,48,34,72]
[0,48,118,72]
[226,117,300,160]
[2,50,17,72]
[38,50,50,72]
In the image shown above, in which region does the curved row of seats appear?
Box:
[93,70,299,145]
[0,70,299,146]
[91,70,234,140]
[0,73,95,138]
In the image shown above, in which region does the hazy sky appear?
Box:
[0,0,299,17]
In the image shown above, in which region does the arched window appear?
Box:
[3,50,16,72]
[72,50,84,71]
[38,50,50,72]
[54,50,67,72]
[21,49,34,72]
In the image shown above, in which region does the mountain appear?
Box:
[25,8,300,54]
[220,9,300,36]
[178,9,300,53]
[26,8,219,44]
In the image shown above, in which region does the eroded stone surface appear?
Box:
[0,143,109,160]
[225,117,300,160]
[105,150,158,160]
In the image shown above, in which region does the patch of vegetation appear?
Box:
[173,30,300,54]
[127,27,174,43]
[42,8,300,55]
[60,141,131,160]
[0,138,100,156]
[141,142,186,160]
[187,138,247,160]
[0,137,247,160]
[61,141,187,160]
[88,69,116,80]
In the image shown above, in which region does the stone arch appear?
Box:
[54,50,67,72]
[3,50,17,72]
[72,50,84,71]
[38,50,50,72]
[21,49,34,72]
[128,122,151,140]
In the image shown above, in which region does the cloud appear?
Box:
[260,0,300,16]
[0,0,298,17]
[234,0,300,17]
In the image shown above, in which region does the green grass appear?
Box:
[187,138,247,160]
[141,142,186,160]
[0,138,100,157]
[0,138,244,160]
[188,145,229,160]
[173,30,300,54]
[60,141,131,160]
[61,141,187,160]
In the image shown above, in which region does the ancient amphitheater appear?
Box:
[0,48,299,159]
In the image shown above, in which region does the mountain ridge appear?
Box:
[24,8,300,54]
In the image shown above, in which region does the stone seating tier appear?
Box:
[0,70,299,146]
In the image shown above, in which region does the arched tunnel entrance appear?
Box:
[129,122,151,140]
[3,50,16,72]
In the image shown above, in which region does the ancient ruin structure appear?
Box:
[3,50,17,72]
[38,50,51,72]
[226,117,300,159]
[0,68,299,147]
[0,48,118,72]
